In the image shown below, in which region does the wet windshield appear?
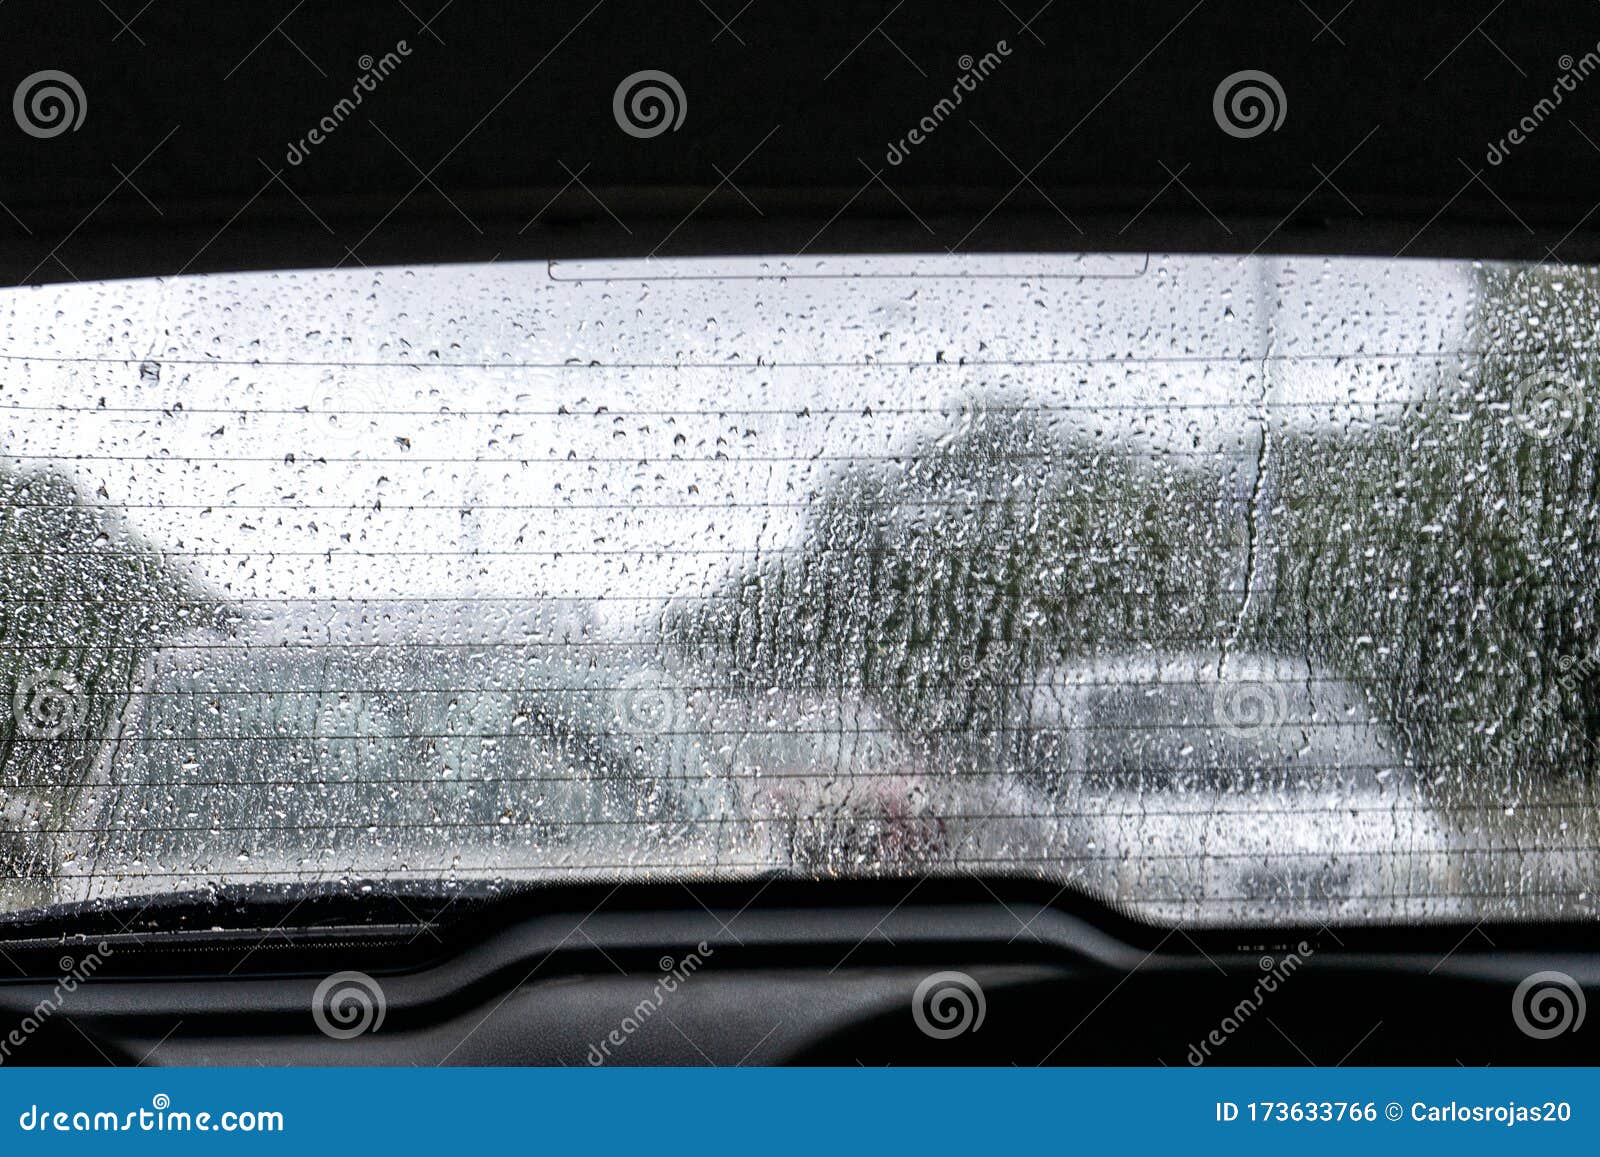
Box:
[0,253,1594,927]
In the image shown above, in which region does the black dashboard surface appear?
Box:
[0,882,1593,1066]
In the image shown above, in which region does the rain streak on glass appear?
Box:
[0,252,1595,927]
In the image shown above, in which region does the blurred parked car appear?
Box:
[1009,651,1464,924]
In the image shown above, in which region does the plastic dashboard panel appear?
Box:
[0,882,1594,1066]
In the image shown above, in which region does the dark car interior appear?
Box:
[1,0,1598,1066]
[1,881,1596,1066]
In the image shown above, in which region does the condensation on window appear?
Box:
[0,253,1594,927]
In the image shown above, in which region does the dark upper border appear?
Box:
[5,1,1600,283]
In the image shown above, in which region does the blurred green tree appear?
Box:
[673,264,1600,836]
[670,406,1241,743]
[0,468,209,910]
